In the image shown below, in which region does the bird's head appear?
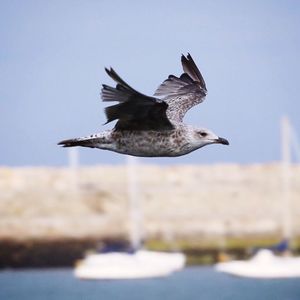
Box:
[191,127,229,149]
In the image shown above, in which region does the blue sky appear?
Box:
[1,0,299,166]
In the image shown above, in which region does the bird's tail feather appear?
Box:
[58,139,93,148]
[58,134,108,148]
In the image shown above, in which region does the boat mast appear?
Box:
[126,156,143,250]
[68,147,79,191]
[281,116,291,240]
[280,116,297,241]
[68,147,79,170]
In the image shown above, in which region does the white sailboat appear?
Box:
[215,116,300,278]
[215,249,300,278]
[74,156,185,280]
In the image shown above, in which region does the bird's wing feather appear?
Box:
[154,53,207,122]
[102,68,174,131]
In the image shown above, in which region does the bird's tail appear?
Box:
[57,133,109,149]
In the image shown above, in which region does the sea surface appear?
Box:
[0,267,300,300]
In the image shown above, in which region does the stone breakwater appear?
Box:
[0,163,300,242]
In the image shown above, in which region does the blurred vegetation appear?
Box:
[146,236,300,265]
[1,236,300,268]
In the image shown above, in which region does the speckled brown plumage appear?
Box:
[58,54,229,156]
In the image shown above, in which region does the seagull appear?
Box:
[58,54,229,157]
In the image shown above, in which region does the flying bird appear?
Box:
[58,54,229,156]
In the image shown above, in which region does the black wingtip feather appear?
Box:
[104,67,137,93]
[181,53,207,92]
[101,62,175,131]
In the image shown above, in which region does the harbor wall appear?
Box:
[1,163,300,266]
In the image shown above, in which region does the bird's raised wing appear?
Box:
[154,54,207,122]
[101,68,174,131]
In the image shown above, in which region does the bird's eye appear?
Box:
[199,131,208,137]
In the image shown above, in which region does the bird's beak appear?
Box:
[216,137,229,145]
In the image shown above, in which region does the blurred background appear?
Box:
[0,0,300,299]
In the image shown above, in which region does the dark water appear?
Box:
[0,267,300,300]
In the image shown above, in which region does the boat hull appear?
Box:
[215,249,300,278]
[74,250,186,280]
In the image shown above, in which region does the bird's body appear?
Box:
[63,124,214,157]
[58,54,229,156]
